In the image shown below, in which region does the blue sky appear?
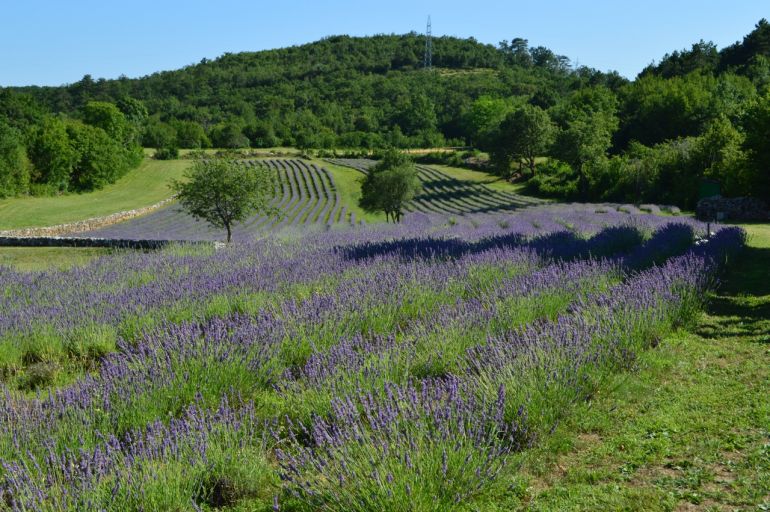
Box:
[1,1,767,86]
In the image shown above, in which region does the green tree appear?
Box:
[551,87,619,199]
[210,122,249,149]
[742,94,770,202]
[142,118,177,148]
[465,96,513,149]
[491,104,554,177]
[172,157,278,242]
[83,101,130,142]
[359,150,421,222]
[83,101,143,167]
[172,121,210,149]
[28,116,77,192]
[0,121,30,197]
[698,115,748,197]
[66,121,127,191]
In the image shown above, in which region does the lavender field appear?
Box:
[0,208,745,511]
[78,160,359,242]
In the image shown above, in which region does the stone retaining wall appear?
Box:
[696,196,769,221]
[0,197,176,238]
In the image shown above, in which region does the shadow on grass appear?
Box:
[697,245,770,344]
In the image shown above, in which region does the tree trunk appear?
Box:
[226,223,232,243]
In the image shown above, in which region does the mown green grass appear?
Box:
[0,158,188,229]
[314,159,386,223]
[432,164,531,194]
[504,223,770,511]
[0,247,112,271]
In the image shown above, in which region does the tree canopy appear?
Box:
[5,22,770,207]
[359,150,421,222]
[171,157,278,242]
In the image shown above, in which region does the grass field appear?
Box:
[0,158,188,230]
[316,159,386,223]
[508,222,770,510]
[0,247,112,271]
[432,164,531,194]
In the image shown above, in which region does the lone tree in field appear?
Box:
[359,150,421,223]
[172,157,277,242]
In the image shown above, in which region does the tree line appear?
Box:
[0,91,143,197]
[3,22,770,206]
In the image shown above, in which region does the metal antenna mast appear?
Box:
[424,16,432,69]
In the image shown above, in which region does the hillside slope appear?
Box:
[11,34,624,148]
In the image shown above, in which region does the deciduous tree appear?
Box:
[172,157,278,242]
[359,150,421,222]
[490,104,554,177]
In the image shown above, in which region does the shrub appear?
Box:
[154,146,179,160]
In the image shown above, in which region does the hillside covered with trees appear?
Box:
[2,22,770,207]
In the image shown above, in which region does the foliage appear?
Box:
[490,104,554,176]
[0,121,31,198]
[550,87,619,199]
[153,145,179,160]
[27,116,77,192]
[465,96,514,149]
[0,90,143,196]
[11,34,618,151]
[5,22,770,206]
[527,159,579,198]
[66,121,133,191]
[172,157,278,242]
[359,151,421,222]
[742,93,770,202]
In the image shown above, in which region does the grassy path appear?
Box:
[510,224,770,511]
[0,159,188,230]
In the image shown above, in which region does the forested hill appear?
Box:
[640,19,770,79]
[9,33,625,149]
[3,24,770,208]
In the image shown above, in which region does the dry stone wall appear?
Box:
[0,197,176,238]
[696,196,769,221]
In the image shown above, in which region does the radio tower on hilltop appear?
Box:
[424,16,432,69]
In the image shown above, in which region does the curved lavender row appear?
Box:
[270,160,307,230]
[315,166,339,225]
[415,166,516,213]
[288,160,320,227]
[287,160,313,225]
[237,159,291,231]
[302,162,328,224]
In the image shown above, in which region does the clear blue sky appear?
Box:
[2,1,767,86]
